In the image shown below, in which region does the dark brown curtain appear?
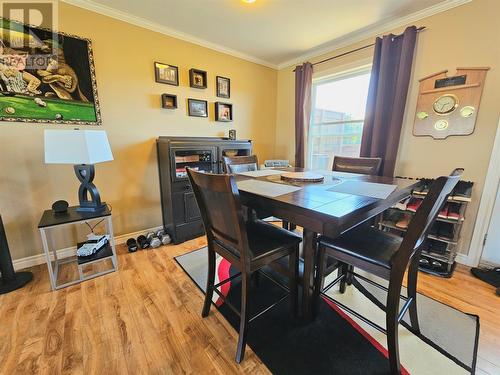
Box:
[360,26,418,177]
[294,62,313,168]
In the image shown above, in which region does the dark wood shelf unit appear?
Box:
[157,136,252,244]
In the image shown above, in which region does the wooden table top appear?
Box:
[235,168,420,238]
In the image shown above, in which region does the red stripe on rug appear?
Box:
[215,258,232,306]
[324,297,410,375]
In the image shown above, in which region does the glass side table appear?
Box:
[38,206,118,290]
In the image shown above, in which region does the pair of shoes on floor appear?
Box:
[413,178,434,196]
[383,210,411,229]
[451,181,473,202]
[438,202,462,220]
[414,178,473,202]
[425,239,448,254]
[407,198,422,213]
[428,222,455,241]
[395,214,411,229]
[418,256,446,270]
[393,197,411,211]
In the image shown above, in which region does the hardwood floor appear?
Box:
[1,236,499,374]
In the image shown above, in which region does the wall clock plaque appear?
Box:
[413,67,489,139]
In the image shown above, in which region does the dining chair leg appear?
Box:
[339,262,348,294]
[346,265,354,286]
[289,223,297,231]
[407,254,421,334]
[235,271,251,363]
[313,245,326,317]
[386,274,404,375]
[282,221,290,230]
[289,246,299,316]
[202,246,216,318]
[302,229,317,320]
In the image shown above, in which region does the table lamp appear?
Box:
[44,129,113,212]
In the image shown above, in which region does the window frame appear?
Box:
[307,64,372,170]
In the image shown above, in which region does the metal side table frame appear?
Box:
[38,206,118,290]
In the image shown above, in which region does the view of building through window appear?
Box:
[307,68,371,170]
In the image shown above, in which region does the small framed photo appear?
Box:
[161,94,177,109]
[188,99,208,117]
[216,76,230,98]
[215,102,233,122]
[189,69,207,89]
[155,62,179,86]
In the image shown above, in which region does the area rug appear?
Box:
[175,247,479,374]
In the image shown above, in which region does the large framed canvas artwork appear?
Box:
[0,18,101,125]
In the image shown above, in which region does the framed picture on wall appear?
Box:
[155,62,179,86]
[189,69,207,89]
[188,99,208,117]
[216,76,230,98]
[161,94,177,109]
[0,18,102,125]
[215,102,233,122]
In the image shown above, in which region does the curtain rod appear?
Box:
[293,26,425,71]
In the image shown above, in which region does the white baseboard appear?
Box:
[455,253,475,267]
[13,226,163,271]
[478,259,500,268]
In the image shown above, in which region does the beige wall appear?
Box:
[275,0,500,257]
[2,0,499,262]
[0,2,277,260]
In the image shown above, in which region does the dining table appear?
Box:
[234,168,420,319]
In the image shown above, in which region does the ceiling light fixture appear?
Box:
[241,0,256,3]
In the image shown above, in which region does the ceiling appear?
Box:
[66,0,468,68]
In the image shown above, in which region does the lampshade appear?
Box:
[44,129,114,165]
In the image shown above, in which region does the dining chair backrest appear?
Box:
[223,155,258,174]
[187,168,252,263]
[392,168,463,266]
[332,156,382,175]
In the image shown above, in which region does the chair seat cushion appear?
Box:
[319,225,402,269]
[247,220,302,260]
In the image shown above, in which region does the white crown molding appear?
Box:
[62,0,471,71]
[276,0,472,70]
[61,0,279,69]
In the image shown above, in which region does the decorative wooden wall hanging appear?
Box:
[413,67,489,139]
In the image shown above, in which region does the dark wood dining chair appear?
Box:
[223,155,258,174]
[187,168,301,363]
[332,156,382,175]
[223,155,295,231]
[313,168,463,374]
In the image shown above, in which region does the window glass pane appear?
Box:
[308,70,371,170]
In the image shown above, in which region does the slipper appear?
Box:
[470,267,500,288]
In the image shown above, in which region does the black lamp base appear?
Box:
[74,164,106,212]
[0,271,33,294]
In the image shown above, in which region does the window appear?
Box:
[307,67,371,170]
